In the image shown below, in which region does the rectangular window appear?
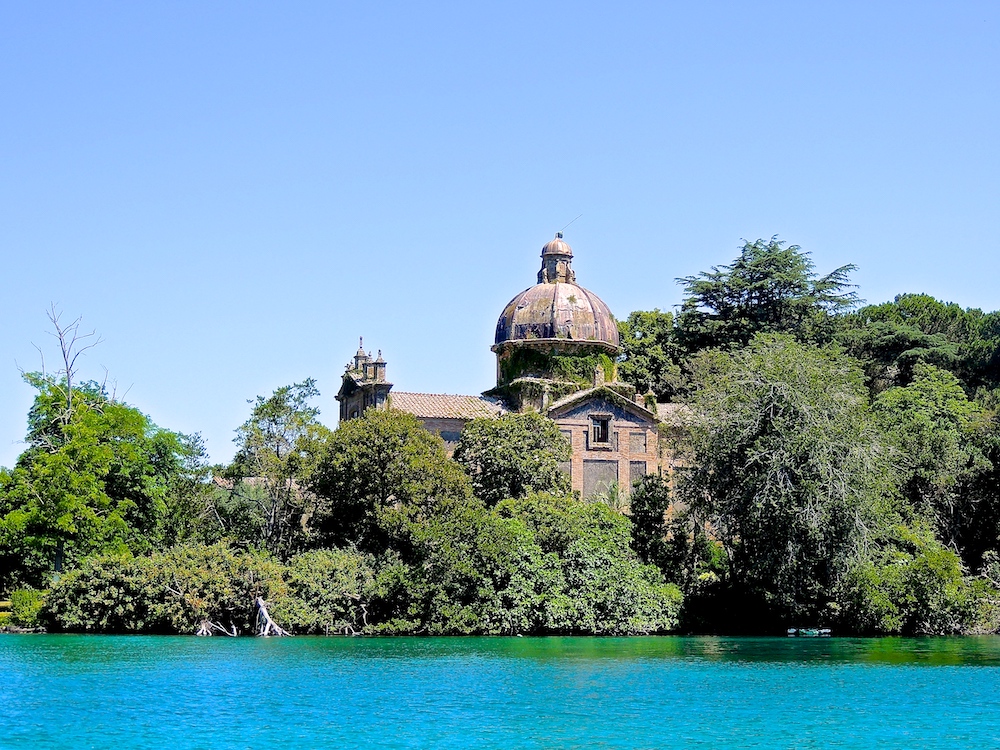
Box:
[630,461,648,486]
[592,417,610,444]
[583,459,618,500]
[629,431,647,454]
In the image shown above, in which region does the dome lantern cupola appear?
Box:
[538,231,576,284]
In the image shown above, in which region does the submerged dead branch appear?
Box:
[255,597,291,637]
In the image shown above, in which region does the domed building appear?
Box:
[337,234,669,501]
[489,232,629,412]
[494,233,620,353]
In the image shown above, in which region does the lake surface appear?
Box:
[3,635,1000,749]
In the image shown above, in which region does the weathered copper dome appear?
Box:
[493,234,620,353]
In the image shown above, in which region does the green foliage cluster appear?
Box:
[453,412,570,506]
[8,589,44,627]
[617,310,684,400]
[9,236,1000,637]
[837,293,1000,393]
[0,375,206,592]
[611,237,1000,635]
[222,379,331,557]
[676,237,858,352]
[44,544,287,634]
[25,407,680,636]
[41,494,681,635]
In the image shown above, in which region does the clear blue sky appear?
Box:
[2,1,998,468]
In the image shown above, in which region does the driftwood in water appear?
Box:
[196,620,238,637]
[255,597,291,637]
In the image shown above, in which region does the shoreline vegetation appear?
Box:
[5,238,1000,637]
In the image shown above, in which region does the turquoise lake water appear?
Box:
[3,636,1000,749]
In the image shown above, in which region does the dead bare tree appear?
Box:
[255,597,291,637]
[25,305,104,425]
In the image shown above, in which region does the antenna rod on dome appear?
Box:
[559,214,583,234]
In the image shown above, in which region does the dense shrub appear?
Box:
[44,555,161,633]
[498,493,683,634]
[10,588,45,627]
[833,524,997,635]
[41,497,684,636]
[398,497,558,635]
[44,544,287,634]
[278,548,378,634]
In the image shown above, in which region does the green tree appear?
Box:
[0,375,204,591]
[396,498,559,635]
[627,474,723,592]
[953,394,1000,570]
[628,474,673,567]
[837,294,984,393]
[221,379,330,558]
[965,311,1000,391]
[453,412,570,506]
[310,409,472,552]
[497,492,683,634]
[872,363,990,546]
[676,237,858,352]
[680,335,893,625]
[834,523,991,635]
[616,309,684,401]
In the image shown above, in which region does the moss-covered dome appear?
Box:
[493,234,620,353]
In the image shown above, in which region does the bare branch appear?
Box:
[42,304,104,421]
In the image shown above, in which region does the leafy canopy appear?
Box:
[309,409,471,552]
[616,309,684,401]
[681,335,891,623]
[221,379,330,557]
[0,374,204,591]
[676,237,858,351]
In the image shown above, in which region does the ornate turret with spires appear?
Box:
[336,337,393,421]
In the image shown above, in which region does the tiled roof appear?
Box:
[389,392,506,420]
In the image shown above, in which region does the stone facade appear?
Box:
[546,386,660,498]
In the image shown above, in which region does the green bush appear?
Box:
[278,548,378,634]
[498,492,683,634]
[402,498,558,635]
[39,501,687,636]
[43,543,288,634]
[10,588,45,627]
[150,543,287,635]
[43,555,162,633]
[833,523,992,635]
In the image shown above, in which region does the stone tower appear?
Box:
[336,339,392,421]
